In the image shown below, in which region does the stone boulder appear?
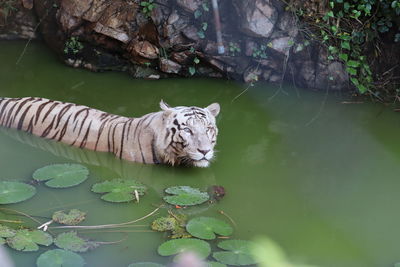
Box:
[176,0,202,13]
[160,58,182,74]
[234,0,278,38]
[128,40,159,59]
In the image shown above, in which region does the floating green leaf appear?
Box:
[33,164,89,188]
[213,240,257,266]
[186,217,233,240]
[6,229,53,251]
[163,186,209,206]
[0,181,36,204]
[52,209,86,225]
[158,238,211,260]
[0,224,16,238]
[55,231,99,252]
[91,179,147,202]
[36,249,85,267]
[128,263,165,267]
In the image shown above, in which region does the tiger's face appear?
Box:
[160,101,220,167]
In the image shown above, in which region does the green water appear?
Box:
[1,41,400,267]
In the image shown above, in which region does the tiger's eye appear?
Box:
[183,128,192,134]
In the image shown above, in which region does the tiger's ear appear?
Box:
[206,103,220,117]
[160,100,172,118]
[160,100,171,111]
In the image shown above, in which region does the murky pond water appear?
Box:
[1,41,400,267]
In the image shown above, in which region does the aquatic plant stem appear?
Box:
[218,210,237,228]
[0,207,42,225]
[0,219,23,224]
[78,230,155,234]
[49,206,161,230]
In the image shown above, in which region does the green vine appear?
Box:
[287,0,400,95]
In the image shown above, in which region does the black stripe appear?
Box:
[55,104,74,128]
[151,136,159,164]
[34,100,53,124]
[77,110,90,135]
[58,114,73,141]
[41,115,57,137]
[0,99,13,124]
[80,121,93,148]
[17,104,33,130]
[41,102,59,123]
[4,101,20,127]
[119,122,127,159]
[10,97,34,127]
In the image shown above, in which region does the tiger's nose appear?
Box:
[198,149,210,155]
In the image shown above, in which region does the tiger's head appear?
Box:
[159,100,220,167]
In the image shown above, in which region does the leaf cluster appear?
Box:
[140,0,155,17]
[290,0,400,95]
[64,37,84,55]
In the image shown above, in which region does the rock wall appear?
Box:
[0,0,350,90]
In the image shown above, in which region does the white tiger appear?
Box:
[0,97,220,167]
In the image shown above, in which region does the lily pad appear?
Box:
[6,229,53,251]
[0,224,16,238]
[54,231,99,252]
[163,186,209,206]
[91,179,147,202]
[128,263,165,267]
[212,240,257,266]
[0,181,36,204]
[186,217,233,240]
[36,249,85,267]
[52,209,86,225]
[157,238,211,260]
[33,164,89,188]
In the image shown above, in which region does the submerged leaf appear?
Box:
[207,262,227,267]
[163,186,209,206]
[6,229,53,251]
[36,249,85,267]
[52,209,86,225]
[0,224,16,238]
[151,214,190,239]
[91,179,147,202]
[213,240,257,266]
[55,231,99,252]
[128,263,165,267]
[0,181,36,204]
[157,238,211,260]
[186,217,233,240]
[33,164,89,188]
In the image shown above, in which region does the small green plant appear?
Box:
[252,45,267,59]
[189,56,200,76]
[140,0,155,17]
[229,42,241,56]
[194,1,210,19]
[197,22,208,39]
[159,47,169,59]
[64,37,84,55]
